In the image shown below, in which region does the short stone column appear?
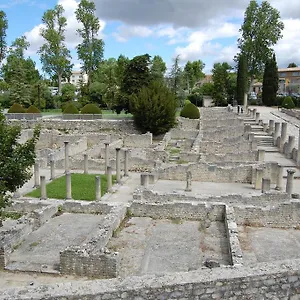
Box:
[95,176,101,201]
[263,123,268,132]
[66,172,72,200]
[280,122,287,152]
[286,169,296,196]
[34,162,40,187]
[116,148,121,184]
[64,141,70,173]
[268,120,274,134]
[273,122,280,146]
[257,149,265,162]
[83,154,88,174]
[107,166,113,192]
[255,168,264,190]
[252,109,257,119]
[255,112,260,123]
[124,149,129,177]
[261,178,271,193]
[275,164,284,191]
[50,154,55,180]
[104,142,110,175]
[297,129,300,166]
[287,136,295,158]
[185,171,192,192]
[40,176,47,200]
[248,133,255,142]
[140,173,149,188]
[251,140,258,151]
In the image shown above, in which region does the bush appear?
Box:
[282,96,295,109]
[187,93,203,107]
[180,103,200,119]
[184,99,191,106]
[8,103,25,113]
[63,102,79,114]
[26,105,40,113]
[81,103,102,114]
[130,81,177,135]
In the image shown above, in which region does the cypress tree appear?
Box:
[262,54,279,106]
[236,54,247,105]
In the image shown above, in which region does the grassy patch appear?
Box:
[1,211,23,220]
[26,173,116,201]
[30,241,40,247]
[169,148,180,155]
[170,217,183,225]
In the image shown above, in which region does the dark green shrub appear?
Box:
[187,93,203,107]
[26,105,40,113]
[8,103,25,113]
[81,103,102,114]
[63,102,79,114]
[180,103,200,119]
[282,96,295,109]
[184,99,191,106]
[130,81,177,135]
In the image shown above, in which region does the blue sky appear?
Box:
[1,0,300,76]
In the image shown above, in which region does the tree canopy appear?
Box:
[0,10,7,65]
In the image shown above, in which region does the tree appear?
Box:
[236,54,248,105]
[150,55,166,82]
[287,63,297,68]
[61,83,77,103]
[183,60,205,93]
[262,54,279,106]
[0,113,40,222]
[130,81,177,135]
[76,0,104,86]
[169,55,184,105]
[237,0,284,106]
[0,11,7,66]
[39,5,73,95]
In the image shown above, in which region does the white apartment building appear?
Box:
[61,70,89,87]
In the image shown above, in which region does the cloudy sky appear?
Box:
[1,0,300,75]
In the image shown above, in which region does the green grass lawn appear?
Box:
[26,173,116,201]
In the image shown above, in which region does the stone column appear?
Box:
[251,140,258,151]
[263,123,268,132]
[274,122,280,146]
[252,109,257,119]
[50,154,55,180]
[280,122,287,152]
[64,141,70,173]
[261,178,271,193]
[287,136,295,159]
[275,164,284,191]
[268,120,274,134]
[140,173,149,188]
[124,149,129,177]
[104,142,110,175]
[286,169,296,196]
[107,166,112,192]
[255,168,264,190]
[257,149,265,162]
[185,171,192,192]
[116,148,121,184]
[66,172,72,200]
[40,176,47,200]
[84,154,88,174]
[95,176,101,201]
[34,162,40,187]
[255,112,260,123]
[248,133,255,142]
[297,128,300,167]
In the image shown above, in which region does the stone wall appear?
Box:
[176,116,199,131]
[282,108,300,119]
[123,132,152,148]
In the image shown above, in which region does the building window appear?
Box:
[292,72,300,76]
[279,72,286,77]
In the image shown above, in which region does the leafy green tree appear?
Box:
[287,63,297,68]
[39,5,73,95]
[237,0,284,106]
[130,81,177,135]
[236,54,248,105]
[150,55,166,82]
[199,82,214,96]
[61,83,76,103]
[169,55,184,105]
[262,54,279,106]
[0,113,40,220]
[115,54,129,86]
[183,60,205,93]
[0,10,7,65]
[76,0,104,86]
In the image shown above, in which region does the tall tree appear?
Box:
[237,0,284,106]
[183,60,205,93]
[39,5,73,95]
[236,54,248,105]
[262,54,279,106]
[287,63,297,68]
[76,0,104,86]
[169,55,183,104]
[115,54,129,87]
[0,11,7,66]
[150,55,166,82]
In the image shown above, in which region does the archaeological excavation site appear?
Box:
[1,106,300,299]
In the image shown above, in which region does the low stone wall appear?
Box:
[5,113,42,120]
[169,128,198,139]
[281,108,300,119]
[201,151,256,163]
[123,132,152,147]
[176,116,199,131]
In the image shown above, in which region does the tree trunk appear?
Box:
[58,73,62,96]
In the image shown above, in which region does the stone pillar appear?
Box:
[257,149,265,162]
[104,142,110,175]
[248,133,255,142]
[124,149,129,177]
[274,122,280,146]
[255,112,260,123]
[40,176,47,200]
[107,166,112,193]
[95,176,101,201]
[286,169,296,196]
[251,140,258,151]
[268,120,274,134]
[297,128,300,167]
[252,109,257,119]
[261,178,271,193]
[66,172,72,200]
[116,148,121,184]
[287,136,295,158]
[84,154,88,174]
[50,154,55,180]
[64,141,70,173]
[275,164,284,191]
[140,173,149,188]
[185,171,192,192]
[34,162,40,187]
[263,123,268,132]
[255,168,264,190]
[280,122,287,152]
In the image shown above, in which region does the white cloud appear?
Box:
[112,25,153,42]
